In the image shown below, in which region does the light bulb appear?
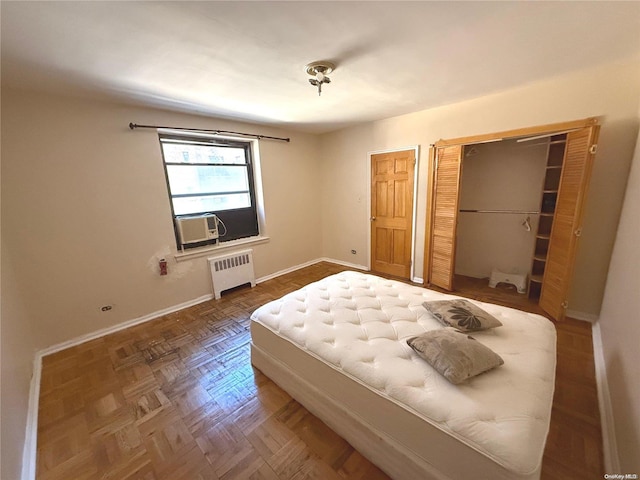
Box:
[316,71,325,82]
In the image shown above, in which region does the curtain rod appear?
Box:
[128,123,290,142]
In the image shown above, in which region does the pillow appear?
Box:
[423,298,502,332]
[406,329,504,384]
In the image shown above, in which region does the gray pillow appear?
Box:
[407,329,504,384]
[423,299,502,332]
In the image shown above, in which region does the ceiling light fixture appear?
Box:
[305,61,335,96]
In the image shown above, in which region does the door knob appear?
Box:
[370,216,376,221]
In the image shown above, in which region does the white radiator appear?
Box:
[208,249,256,299]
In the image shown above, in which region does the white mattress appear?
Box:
[250,271,556,479]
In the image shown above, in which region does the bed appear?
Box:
[250,271,556,480]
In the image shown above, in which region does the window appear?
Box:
[159,134,260,248]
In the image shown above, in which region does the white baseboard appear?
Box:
[21,256,357,478]
[22,255,614,479]
[255,257,369,284]
[255,258,324,284]
[21,256,379,479]
[40,257,367,357]
[318,257,368,271]
[566,309,598,323]
[38,294,214,358]
[21,353,43,480]
[23,293,218,480]
[591,321,620,472]
[21,294,220,480]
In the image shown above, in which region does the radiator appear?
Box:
[208,249,256,299]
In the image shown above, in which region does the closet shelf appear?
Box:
[529,133,566,302]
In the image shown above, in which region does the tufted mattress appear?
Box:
[250,271,556,480]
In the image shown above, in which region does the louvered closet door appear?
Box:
[540,126,599,320]
[428,145,462,290]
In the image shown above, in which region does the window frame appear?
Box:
[158,133,261,250]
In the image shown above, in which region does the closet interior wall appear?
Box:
[455,139,548,281]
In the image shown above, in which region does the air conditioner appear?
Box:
[175,214,219,245]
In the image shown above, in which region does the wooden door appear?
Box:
[427,145,463,290]
[540,126,600,320]
[370,150,415,278]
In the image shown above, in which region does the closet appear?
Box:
[454,139,547,294]
[424,118,600,321]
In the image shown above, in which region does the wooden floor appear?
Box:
[36,262,603,479]
[431,273,605,478]
[433,273,546,315]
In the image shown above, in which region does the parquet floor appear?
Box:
[36,262,603,479]
[435,273,605,478]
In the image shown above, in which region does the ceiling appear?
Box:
[2,1,639,134]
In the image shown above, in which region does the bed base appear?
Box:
[252,343,458,480]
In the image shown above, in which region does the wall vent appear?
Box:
[208,249,255,299]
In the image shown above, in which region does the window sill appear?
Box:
[174,235,270,262]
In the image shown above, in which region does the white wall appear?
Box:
[320,58,640,316]
[1,194,39,480]
[1,88,324,478]
[2,89,323,350]
[455,140,547,278]
[597,106,640,472]
[2,57,639,480]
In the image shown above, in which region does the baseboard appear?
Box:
[318,257,368,271]
[566,309,598,323]
[255,257,370,284]
[39,256,370,356]
[22,257,372,479]
[21,257,359,478]
[319,257,425,283]
[255,258,325,284]
[591,321,620,472]
[21,353,43,480]
[23,294,218,480]
[38,293,214,358]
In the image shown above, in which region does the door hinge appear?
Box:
[574,228,582,237]
[561,300,569,309]
[589,144,598,154]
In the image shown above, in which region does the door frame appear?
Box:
[424,117,598,287]
[367,145,420,281]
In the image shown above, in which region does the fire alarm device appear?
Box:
[159,258,168,276]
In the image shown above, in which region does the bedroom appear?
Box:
[1,2,639,479]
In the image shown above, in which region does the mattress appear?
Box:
[250,271,556,480]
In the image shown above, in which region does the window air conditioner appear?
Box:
[175,214,219,245]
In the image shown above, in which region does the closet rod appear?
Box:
[459,209,540,214]
[128,123,290,142]
[515,129,579,143]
